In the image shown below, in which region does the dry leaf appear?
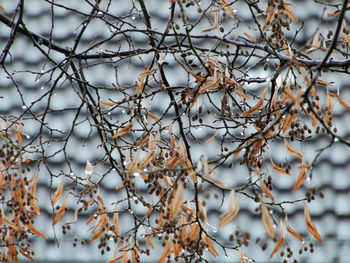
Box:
[14,122,23,145]
[65,208,78,225]
[220,0,235,18]
[137,151,154,170]
[189,223,200,240]
[187,69,204,82]
[244,32,256,42]
[198,201,208,227]
[173,240,182,257]
[115,182,125,190]
[27,223,47,239]
[302,106,318,127]
[328,92,338,98]
[112,118,134,139]
[284,42,293,57]
[261,202,275,238]
[241,86,268,117]
[259,177,274,201]
[236,90,250,99]
[98,100,116,107]
[269,155,291,175]
[52,180,64,206]
[121,251,130,263]
[132,249,138,263]
[107,256,123,263]
[206,174,227,187]
[219,190,240,227]
[304,203,322,242]
[113,205,119,235]
[1,209,18,230]
[206,132,217,144]
[201,12,220,33]
[207,57,223,71]
[128,148,140,175]
[147,109,161,123]
[306,34,320,53]
[325,92,333,124]
[328,10,340,17]
[158,239,171,263]
[169,182,184,220]
[283,3,298,22]
[53,196,68,226]
[342,20,350,47]
[263,5,275,31]
[205,235,219,257]
[316,79,333,86]
[0,5,5,12]
[285,214,303,243]
[146,235,154,249]
[284,138,303,159]
[270,219,284,258]
[20,248,34,260]
[282,112,297,133]
[135,68,156,93]
[338,96,350,110]
[89,226,104,242]
[292,166,307,192]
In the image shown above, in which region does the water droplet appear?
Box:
[121,110,126,114]
[132,15,136,20]
[334,137,339,142]
[157,233,162,237]
[133,172,140,177]
[40,69,44,74]
[97,11,103,16]
[70,172,74,176]
[22,105,27,109]
[107,112,111,115]
[83,22,88,27]
[26,135,30,139]
[94,214,98,218]
[40,86,44,90]
[53,93,57,96]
